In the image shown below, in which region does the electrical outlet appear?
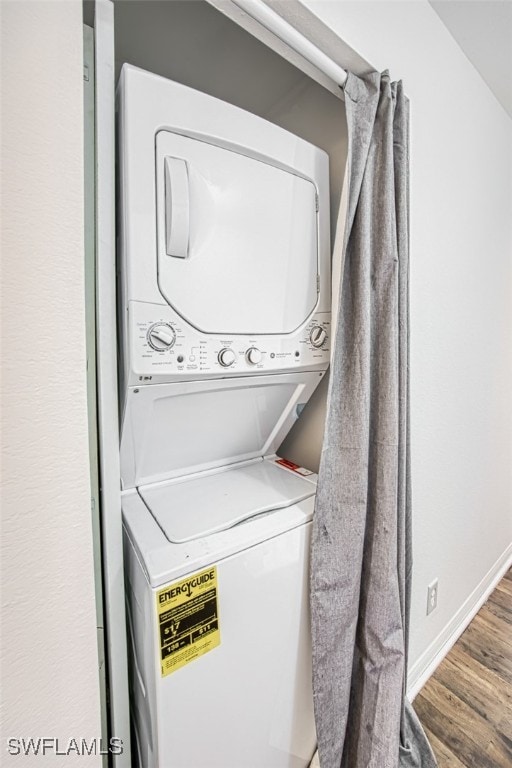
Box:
[427,579,438,615]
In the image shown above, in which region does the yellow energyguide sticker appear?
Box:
[156,566,220,677]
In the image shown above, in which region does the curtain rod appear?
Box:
[231,0,348,88]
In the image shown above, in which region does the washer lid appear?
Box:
[156,130,319,335]
[120,372,324,489]
[138,459,315,543]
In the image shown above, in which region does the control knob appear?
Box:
[309,326,327,348]
[147,323,176,351]
[218,348,236,368]
[246,347,262,365]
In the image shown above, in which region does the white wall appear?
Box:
[297,0,512,683]
[0,1,102,762]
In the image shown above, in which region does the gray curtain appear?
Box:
[310,71,437,768]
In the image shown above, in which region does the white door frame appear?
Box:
[93,1,132,765]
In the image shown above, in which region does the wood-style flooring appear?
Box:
[414,569,512,768]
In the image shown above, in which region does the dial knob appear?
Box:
[246,347,262,365]
[147,323,176,351]
[310,326,327,348]
[218,348,236,367]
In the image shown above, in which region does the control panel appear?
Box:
[127,301,330,385]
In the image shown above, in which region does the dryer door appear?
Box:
[155,130,319,336]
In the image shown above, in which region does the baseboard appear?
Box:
[407,541,512,701]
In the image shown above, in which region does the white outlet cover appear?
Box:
[427,579,438,615]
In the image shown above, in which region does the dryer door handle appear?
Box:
[164,156,190,259]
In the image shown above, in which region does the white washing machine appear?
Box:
[118,65,331,768]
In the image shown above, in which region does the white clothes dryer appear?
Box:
[117,65,331,768]
[117,65,331,393]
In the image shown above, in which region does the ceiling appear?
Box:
[430,0,512,118]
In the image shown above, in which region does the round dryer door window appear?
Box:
[155,130,319,336]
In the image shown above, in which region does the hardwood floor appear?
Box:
[413,569,512,768]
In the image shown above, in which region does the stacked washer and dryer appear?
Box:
[118,64,331,768]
